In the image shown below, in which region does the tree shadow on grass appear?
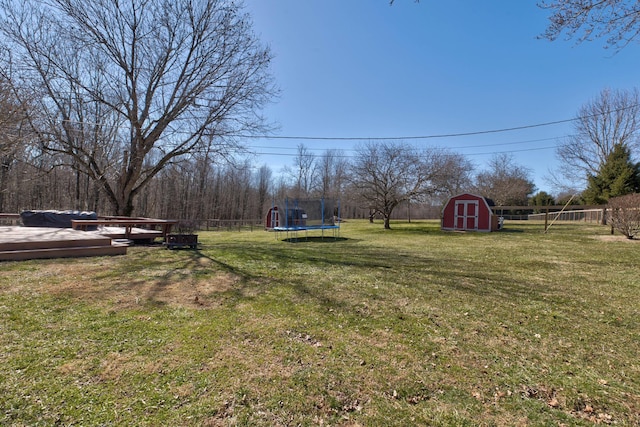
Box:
[495,228,525,233]
[370,221,529,236]
[65,247,259,309]
[71,234,563,314]
[196,240,559,305]
[195,240,558,319]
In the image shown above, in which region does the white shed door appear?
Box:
[454,200,479,230]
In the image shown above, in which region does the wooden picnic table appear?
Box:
[71,218,177,239]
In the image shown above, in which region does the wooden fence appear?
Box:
[0,213,264,232]
[196,219,263,232]
[527,208,605,223]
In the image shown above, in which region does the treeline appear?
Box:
[0,149,360,221]
[2,0,640,229]
[0,147,461,223]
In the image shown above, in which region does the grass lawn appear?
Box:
[1,220,639,426]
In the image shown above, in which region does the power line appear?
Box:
[250,145,558,159]
[244,135,568,159]
[12,102,638,143]
[238,103,640,141]
[468,145,558,156]
[236,119,578,141]
[245,136,565,152]
[3,110,576,140]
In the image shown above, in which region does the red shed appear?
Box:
[441,193,499,232]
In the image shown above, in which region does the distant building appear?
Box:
[441,193,500,232]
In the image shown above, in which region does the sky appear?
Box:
[240,0,640,195]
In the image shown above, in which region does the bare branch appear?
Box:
[0,0,276,215]
[556,88,640,186]
[539,0,640,50]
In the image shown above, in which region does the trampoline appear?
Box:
[265,197,340,240]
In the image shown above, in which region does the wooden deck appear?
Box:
[0,226,128,261]
[95,226,165,242]
[71,218,176,239]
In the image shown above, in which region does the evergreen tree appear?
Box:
[529,191,556,214]
[529,191,555,207]
[583,144,640,204]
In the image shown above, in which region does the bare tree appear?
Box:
[0,0,275,216]
[255,164,272,222]
[0,76,31,212]
[317,149,348,200]
[291,144,317,198]
[608,193,640,239]
[539,1,640,50]
[349,141,446,229]
[0,78,25,155]
[474,153,536,206]
[557,88,640,186]
[430,150,475,199]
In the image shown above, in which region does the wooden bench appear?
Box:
[71,218,177,239]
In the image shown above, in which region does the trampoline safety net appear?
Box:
[266,198,339,230]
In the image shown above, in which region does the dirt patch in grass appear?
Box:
[50,272,237,309]
[0,255,239,309]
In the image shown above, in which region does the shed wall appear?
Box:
[441,193,496,232]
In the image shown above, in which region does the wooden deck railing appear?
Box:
[0,213,21,226]
[71,218,177,238]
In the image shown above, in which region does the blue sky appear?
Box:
[241,0,640,195]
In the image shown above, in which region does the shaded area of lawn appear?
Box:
[1,220,639,426]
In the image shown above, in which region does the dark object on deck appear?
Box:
[20,210,98,229]
[165,234,198,249]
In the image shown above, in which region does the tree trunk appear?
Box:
[114,195,136,217]
[0,156,11,212]
[384,215,391,229]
